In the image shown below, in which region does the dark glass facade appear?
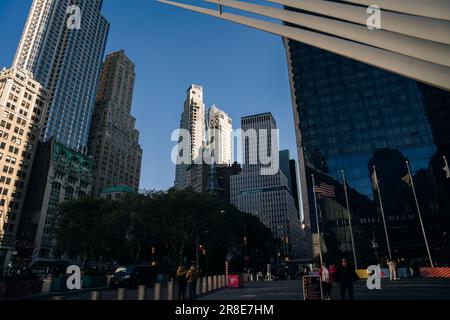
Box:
[285,40,450,266]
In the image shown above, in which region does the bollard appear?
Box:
[117,288,127,300]
[213,275,218,290]
[202,277,207,295]
[207,276,213,292]
[52,296,65,300]
[154,283,161,300]
[167,280,174,301]
[90,291,102,300]
[137,285,147,301]
[196,278,201,296]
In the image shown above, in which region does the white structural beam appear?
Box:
[268,0,450,45]
[207,0,450,67]
[158,0,450,91]
[342,0,450,21]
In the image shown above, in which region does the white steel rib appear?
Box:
[158,0,450,90]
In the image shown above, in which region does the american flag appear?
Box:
[314,182,336,199]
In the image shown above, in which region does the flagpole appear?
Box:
[373,166,393,260]
[406,161,434,268]
[311,174,324,267]
[341,170,358,270]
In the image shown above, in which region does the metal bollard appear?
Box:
[207,276,213,292]
[213,275,218,290]
[52,296,65,300]
[154,283,161,300]
[137,285,147,301]
[117,288,127,300]
[196,278,201,296]
[167,280,174,301]
[90,291,102,300]
[202,277,207,294]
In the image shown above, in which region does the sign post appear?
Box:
[302,275,323,301]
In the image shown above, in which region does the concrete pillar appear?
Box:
[196,278,201,296]
[221,275,225,288]
[207,276,213,292]
[154,283,161,300]
[213,275,218,290]
[90,291,102,300]
[167,280,174,301]
[117,288,127,300]
[202,277,207,294]
[137,285,147,301]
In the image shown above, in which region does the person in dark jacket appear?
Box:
[176,265,188,300]
[335,258,359,300]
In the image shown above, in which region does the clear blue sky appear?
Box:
[0,0,298,191]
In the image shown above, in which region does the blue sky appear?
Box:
[0,0,297,191]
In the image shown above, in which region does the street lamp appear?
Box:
[301,221,307,241]
[196,231,209,271]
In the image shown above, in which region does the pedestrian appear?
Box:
[387,259,398,281]
[176,264,187,300]
[320,263,332,300]
[335,258,359,300]
[186,265,198,300]
[257,271,264,282]
[329,264,337,282]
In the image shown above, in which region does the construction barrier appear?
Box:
[420,267,450,278]
[356,268,410,279]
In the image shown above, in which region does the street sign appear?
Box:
[302,275,323,301]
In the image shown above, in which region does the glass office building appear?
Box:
[285,40,450,266]
[14,0,109,154]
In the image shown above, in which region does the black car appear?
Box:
[110,265,156,289]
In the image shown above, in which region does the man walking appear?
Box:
[387,259,398,281]
[336,258,359,300]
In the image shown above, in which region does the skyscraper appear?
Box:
[174,84,206,189]
[20,139,94,261]
[0,68,48,267]
[285,38,450,264]
[206,105,233,165]
[279,150,301,219]
[14,0,109,154]
[230,113,306,259]
[88,50,142,197]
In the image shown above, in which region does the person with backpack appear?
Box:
[186,264,199,300]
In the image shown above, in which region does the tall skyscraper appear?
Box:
[279,150,301,219]
[14,0,109,154]
[0,68,48,267]
[285,38,450,264]
[88,50,142,197]
[20,139,94,261]
[174,84,206,189]
[230,113,306,259]
[206,105,233,165]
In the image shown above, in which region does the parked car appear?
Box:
[110,265,156,289]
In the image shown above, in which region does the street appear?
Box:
[31,278,450,300]
[199,279,450,301]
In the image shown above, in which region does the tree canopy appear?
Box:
[55,189,276,275]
